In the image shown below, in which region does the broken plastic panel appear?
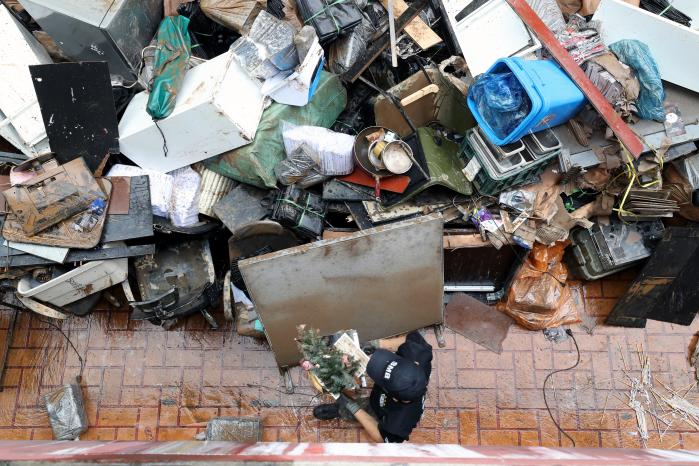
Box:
[30,62,120,172]
[16,245,128,307]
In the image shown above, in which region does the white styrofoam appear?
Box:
[118,50,266,173]
[594,0,699,93]
[443,0,541,76]
[0,5,51,156]
[16,257,128,306]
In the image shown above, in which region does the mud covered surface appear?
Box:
[2,270,699,447]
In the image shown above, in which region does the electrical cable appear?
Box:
[153,119,169,158]
[543,329,580,447]
[33,316,85,382]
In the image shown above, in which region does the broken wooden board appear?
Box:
[606,227,699,327]
[379,0,442,50]
[445,292,513,353]
[240,214,444,367]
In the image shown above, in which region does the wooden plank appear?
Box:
[443,234,489,249]
[380,0,442,50]
[505,0,645,159]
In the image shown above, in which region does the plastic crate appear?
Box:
[459,128,553,196]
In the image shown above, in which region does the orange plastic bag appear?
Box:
[499,241,582,330]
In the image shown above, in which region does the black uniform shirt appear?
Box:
[369,332,433,442]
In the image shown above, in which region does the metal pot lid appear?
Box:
[382,141,413,174]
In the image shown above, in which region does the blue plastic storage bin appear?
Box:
[467,57,586,145]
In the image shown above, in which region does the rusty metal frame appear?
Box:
[505,0,645,158]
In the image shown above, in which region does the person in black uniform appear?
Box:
[312,331,433,443]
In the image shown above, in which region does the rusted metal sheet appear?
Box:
[606,227,699,327]
[240,213,444,367]
[445,292,513,353]
[504,0,644,159]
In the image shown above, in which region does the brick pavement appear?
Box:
[1,270,698,448]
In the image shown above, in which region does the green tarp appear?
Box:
[147,16,192,120]
[204,71,347,188]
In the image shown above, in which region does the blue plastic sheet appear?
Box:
[469,72,531,140]
[609,39,665,122]
[147,16,192,121]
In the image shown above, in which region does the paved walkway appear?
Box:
[1,269,698,448]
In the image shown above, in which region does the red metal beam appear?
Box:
[505,0,645,159]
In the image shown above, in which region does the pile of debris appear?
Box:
[1,0,699,441]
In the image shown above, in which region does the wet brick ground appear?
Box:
[1,269,699,448]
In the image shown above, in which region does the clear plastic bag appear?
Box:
[281,122,355,175]
[44,382,88,440]
[470,72,532,140]
[527,0,566,34]
[609,39,665,122]
[274,143,328,188]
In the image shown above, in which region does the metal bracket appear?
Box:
[282,368,295,394]
[433,324,446,348]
